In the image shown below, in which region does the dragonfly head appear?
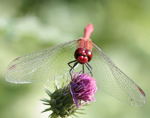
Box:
[74,48,92,64]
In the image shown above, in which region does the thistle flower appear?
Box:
[42,73,97,118]
[70,73,97,107]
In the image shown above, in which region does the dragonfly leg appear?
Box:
[85,63,93,76]
[87,63,92,70]
[68,61,78,78]
[68,60,77,68]
[82,64,85,73]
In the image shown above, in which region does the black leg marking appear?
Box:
[69,62,78,78]
[85,63,93,76]
[68,60,77,68]
[82,64,85,73]
[87,63,92,70]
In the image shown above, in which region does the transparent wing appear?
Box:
[5,40,77,84]
[91,43,146,106]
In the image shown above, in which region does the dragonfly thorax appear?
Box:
[74,48,92,64]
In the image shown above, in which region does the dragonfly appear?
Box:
[5,24,146,106]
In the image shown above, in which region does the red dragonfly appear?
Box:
[5,24,146,106]
[68,24,94,76]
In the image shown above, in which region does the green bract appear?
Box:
[41,86,79,118]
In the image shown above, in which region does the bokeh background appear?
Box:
[0,0,150,118]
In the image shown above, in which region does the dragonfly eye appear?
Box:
[85,49,92,61]
[74,48,93,64]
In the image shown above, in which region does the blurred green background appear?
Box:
[0,0,150,118]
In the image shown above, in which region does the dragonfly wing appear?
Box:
[91,43,146,106]
[6,40,77,84]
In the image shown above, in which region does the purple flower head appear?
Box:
[70,73,97,107]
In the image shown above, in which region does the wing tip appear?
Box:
[130,93,146,107]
